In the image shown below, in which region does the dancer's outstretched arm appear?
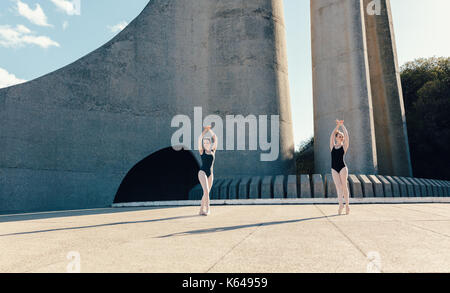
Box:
[209,128,218,152]
[341,124,350,153]
[198,127,209,155]
[330,123,340,151]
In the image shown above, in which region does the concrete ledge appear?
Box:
[273,175,285,199]
[188,184,202,200]
[113,197,450,208]
[220,179,232,200]
[312,174,325,198]
[442,180,450,197]
[300,175,311,198]
[411,178,428,197]
[249,176,262,199]
[431,179,445,197]
[424,179,439,196]
[286,175,298,199]
[406,178,422,197]
[228,178,241,200]
[392,176,408,197]
[384,176,400,197]
[210,179,223,200]
[358,175,374,198]
[238,177,251,200]
[348,175,363,198]
[324,174,337,198]
[399,177,415,197]
[376,175,392,197]
[368,175,383,197]
[261,176,274,199]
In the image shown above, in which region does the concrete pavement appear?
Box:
[1,204,450,273]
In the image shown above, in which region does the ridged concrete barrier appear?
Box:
[186,174,450,202]
[249,176,262,199]
[300,175,311,198]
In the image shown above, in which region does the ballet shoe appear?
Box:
[338,205,343,215]
[346,206,350,215]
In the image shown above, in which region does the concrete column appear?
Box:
[311,0,378,175]
[363,0,412,176]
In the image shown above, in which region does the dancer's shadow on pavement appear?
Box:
[157,215,340,238]
[0,214,198,237]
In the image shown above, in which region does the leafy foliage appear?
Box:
[294,137,314,175]
[401,57,450,180]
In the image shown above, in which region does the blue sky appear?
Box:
[1,0,449,147]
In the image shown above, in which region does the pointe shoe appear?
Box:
[338,205,343,215]
[346,206,350,215]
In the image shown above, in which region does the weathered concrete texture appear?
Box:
[376,175,392,197]
[188,175,450,203]
[311,0,377,175]
[238,177,251,200]
[273,175,285,199]
[249,177,262,199]
[0,0,295,213]
[368,175,383,197]
[228,178,241,200]
[392,176,407,197]
[348,175,363,198]
[4,204,450,273]
[261,176,273,199]
[220,179,232,200]
[358,175,374,197]
[406,178,421,197]
[311,0,412,177]
[398,177,414,197]
[189,184,203,201]
[211,179,224,200]
[286,175,298,198]
[312,174,325,198]
[300,175,312,198]
[363,0,412,177]
[325,174,337,198]
[385,176,400,197]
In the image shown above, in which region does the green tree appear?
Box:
[400,57,450,180]
[294,137,314,175]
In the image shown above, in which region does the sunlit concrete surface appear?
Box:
[1,204,450,273]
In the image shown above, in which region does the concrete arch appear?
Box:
[114,147,200,203]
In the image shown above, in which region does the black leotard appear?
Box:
[331,146,346,173]
[200,150,215,177]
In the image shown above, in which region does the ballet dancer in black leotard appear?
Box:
[198,126,217,216]
[330,120,350,215]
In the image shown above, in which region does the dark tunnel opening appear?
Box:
[113,147,200,203]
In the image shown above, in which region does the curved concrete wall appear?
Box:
[0,0,295,213]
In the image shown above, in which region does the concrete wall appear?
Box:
[363,0,412,176]
[311,0,378,175]
[0,0,295,213]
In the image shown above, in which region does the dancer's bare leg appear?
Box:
[332,169,344,214]
[205,174,213,214]
[198,171,210,215]
[339,167,350,214]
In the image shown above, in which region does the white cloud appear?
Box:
[16,0,51,27]
[0,24,60,48]
[108,21,128,33]
[62,20,69,30]
[50,0,81,16]
[0,67,27,89]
